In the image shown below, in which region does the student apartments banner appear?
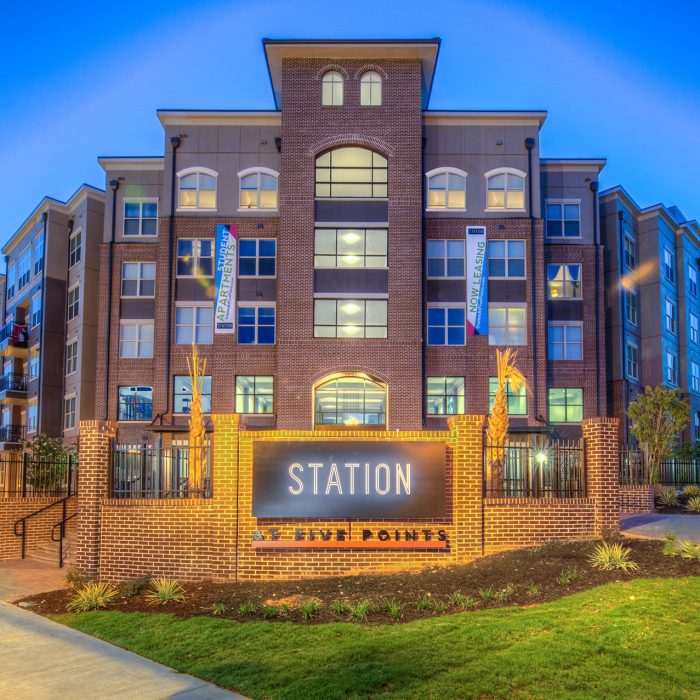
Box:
[215,224,237,334]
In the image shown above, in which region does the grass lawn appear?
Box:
[54,577,700,700]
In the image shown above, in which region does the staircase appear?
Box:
[26,527,74,567]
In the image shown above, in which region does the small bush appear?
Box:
[121,573,152,597]
[431,600,448,614]
[589,542,639,572]
[448,591,478,610]
[677,540,700,560]
[211,602,227,616]
[479,586,496,601]
[656,486,679,506]
[67,582,118,612]
[238,600,258,615]
[145,577,185,605]
[65,566,89,590]
[557,566,583,586]
[684,496,700,513]
[330,599,351,615]
[349,600,374,620]
[494,583,516,603]
[299,598,321,620]
[417,595,433,610]
[383,599,403,621]
[262,605,280,619]
[526,583,541,598]
[683,485,700,499]
[663,532,678,556]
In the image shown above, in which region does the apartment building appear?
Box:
[1,185,105,447]
[96,38,606,443]
[601,186,700,443]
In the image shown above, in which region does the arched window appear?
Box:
[360,71,382,106]
[314,374,386,428]
[322,71,344,106]
[315,147,387,199]
[238,167,279,210]
[177,167,217,210]
[426,168,467,210]
[485,168,526,210]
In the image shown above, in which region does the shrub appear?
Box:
[145,577,185,605]
[67,582,118,612]
[121,573,152,597]
[65,566,90,590]
[211,602,227,616]
[448,591,478,610]
[494,583,516,603]
[262,605,280,619]
[349,600,374,620]
[526,583,541,598]
[431,600,448,614]
[238,601,258,615]
[330,599,351,615]
[299,598,321,620]
[656,486,679,506]
[417,595,433,610]
[684,496,700,513]
[383,599,403,621]
[663,532,678,556]
[479,586,496,601]
[557,567,583,586]
[589,542,639,572]
[683,485,700,499]
[677,540,700,560]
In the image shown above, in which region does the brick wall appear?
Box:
[620,485,654,513]
[582,417,620,534]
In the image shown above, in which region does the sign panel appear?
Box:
[252,441,447,519]
[215,224,237,333]
[466,225,488,336]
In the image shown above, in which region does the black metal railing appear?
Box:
[111,444,211,499]
[0,373,28,393]
[0,424,25,443]
[484,440,586,498]
[619,447,648,485]
[618,448,700,487]
[0,453,77,497]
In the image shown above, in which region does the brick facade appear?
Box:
[619,484,654,513]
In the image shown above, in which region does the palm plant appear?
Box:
[187,344,207,490]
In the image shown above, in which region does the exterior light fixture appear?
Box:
[535,450,547,465]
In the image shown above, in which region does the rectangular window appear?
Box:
[487,240,526,279]
[238,305,276,344]
[690,266,698,297]
[68,230,81,268]
[666,351,678,385]
[663,248,675,282]
[175,304,213,345]
[315,229,388,269]
[548,322,582,360]
[692,362,700,393]
[66,340,78,376]
[314,299,386,339]
[489,377,527,416]
[238,239,277,277]
[427,306,465,346]
[626,342,639,380]
[118,386,153,421]
[27,401,38,434]
[624,235,637,270]
[625,289,638,326]
[691,313,699,344]
[665,298,677,334]
[426,239,465,278]
[176,239,214,277]
[545,202,580,238]
[7,264,15,299]
[29,346,40,381]
[31,292,42,328]
[548,388,583,423]
[547,264,581,299]
[124,200,158,236]
[119,321,154,358]
[488,304,526,346]
[18,248,31,289]
[174,375,212,414]
[121,262,156,298]
[235,376,274,414]
[34,234,44,275]
[67,285,80,320]
[64,396,76,431]
[426,377,465,415]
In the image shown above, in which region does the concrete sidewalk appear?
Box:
[621,513,700,541]
[0,602,245,699]
[0,559,66,601]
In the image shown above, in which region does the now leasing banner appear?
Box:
[215,224,237,333]
[466,225,488,336]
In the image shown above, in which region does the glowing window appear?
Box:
[360,71,382,106]
[426,169,466,209]
[485,168,526,210]
[314,375,386,427]
[315,147,387,199]
[238,168,278,210]
[321,71,344,106]
[177,168,217,210]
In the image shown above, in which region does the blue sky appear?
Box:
[1,0,699,241]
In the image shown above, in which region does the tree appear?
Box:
[24,434,76,494]
[186,343,207,493]
[627,385,689,484]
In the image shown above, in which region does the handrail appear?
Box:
[13,494,73,562]
[51,505,77,568]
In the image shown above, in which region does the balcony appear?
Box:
[0,374,28,404]
[0,323,29,359]
[0,424,24,447]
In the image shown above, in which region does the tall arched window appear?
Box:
[485,168,526,210]
[238,167,279,210]
[314,374,387,428]
[315,147,387,199]
[426,167,467,210]
[360,71,382,106]
[322,71,344,106]
[177,167,217,210]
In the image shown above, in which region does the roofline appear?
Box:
[262,38,442,45]
[157,110,281,127]
[423,110,547,127]
[601,186,697,233]
[540,158,607,173]
[98,156,165,172]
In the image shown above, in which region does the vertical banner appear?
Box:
[466,226,488,336]
[215,224,237,334]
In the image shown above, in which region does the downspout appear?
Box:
[59,218,75,436]
[617,210,627,443]
[524,138,538,420]
[37,211,48,434]
[421,134,427,428]
[103,179,119,419]
[590,182,602,416]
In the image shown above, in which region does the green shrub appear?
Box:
[145,577,185,605]
[330,599,351,615]
[526,583,541,598]
[262,605,280,619]
[238,600,258,615]
[677,540,700,560]
[67,582,119,612]
[479,586,496,601]
[683,485,700,499]
[65,566,90,590]
[589,542,639,572]
[211,602,227,616]
[349,600,374,620]
[417,595,433,610]
[557,567,583,586]
[431,600,448,614]
[656,486,679,506]
[684,496,700,513]
[383,599,403,621]
[663,532,678,556]
[494,583,516,603]
[299,598,321,620]
[448,591,478,610]
[121,573,152,597]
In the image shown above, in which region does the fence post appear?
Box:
[21,452,28,497]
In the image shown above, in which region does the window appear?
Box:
[18,248,31,289]
[487,240,526,279]
[624,235,637,270]
[176,239,214,277]
[314,375,386,427]
[6,264,15,299]
[663,247,675,282]
[692,362,700,393]
[31,292,42,328]
[66,340,78,376]
[238,168,279,210]
[665,298,677,334]
[426,240,465,278]
[360,71,382,106]
[691,313,699,344]
[696,412,700,441]
[118,386,153,421]
[321,70,344,106]
[238,305,276,344]
[173,375,212,414]
[68,230,81,268]
[315,147,387,199]
[626,342,639,380]
[545,202,580,238]
[426,168,467,210]
[485,168,526,210]
[690,266,698,297]
[547,264,581,299]
[34,234,44,274]
[666,350,678,385]
[119,321,154,358]
[548,388,583,423]
[175,304,213,345]
[67,285,80,320]
[239,239,277,277]
[488,305,527,346]
[235,376,274,414]
[548,322,582,360]
[625,289,638,326]
[124,200,158,236]
[64,396,76,431]
[177,168,217,210]
[314,299,387,339]
[315,229,387,269]
[121,263,155,297]
[489,378,527,416]
[27,401,38,434]
[426,377,465,415]
[427,306,465,346]
[29,346,40,380]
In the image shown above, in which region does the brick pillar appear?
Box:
[74,420,117,577]
[448,414,487,562]
[211,413,239,580]
[582,417,620,536]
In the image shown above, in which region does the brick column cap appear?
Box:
[582,416,619,428]
[78,419,118,437]
[212,414,241,429]
[447,414,487,429]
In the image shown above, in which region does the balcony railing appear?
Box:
[0,322,29,349]
[0,373,27,393]
[0,424,24,443]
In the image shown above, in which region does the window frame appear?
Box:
[314,298,388,340]
[321,70,344,106]
[666,350,678,386]
[117,385,153,422]
[237,167,279,211]
[623,234,637,270]
[118,319,154,359]
[123,198,159,237]
[238,238,277,278]
[489,377,528,416]
[235,375,274,415]
[488,303,527,347]
[426,239,465,279]
[313,374,387,428]
[315,147,388,200]
[29,344,40,381]
[173,375,212,415]
[663,247,675,283]
[176,167,218,212]
[174,303,214,346]
[237,303,276,345]
[425,167,467,211]
[665,297,677,335]
[548,321,583,361]
[626,340,639,381]
[18,247,31,289]
[547,263,582,300]
[65,339,79,376]
[360,71,382,106]
[692,361,700,394]
[34,233,45,275]
[68,228,82,269]
[27,400,38,434]
[426,376,465,416]
[314,228,388,270]
[625,288,639,326]
[120,262,156,298]
[691,312,699,345]
[545,200,581,239]
[176,238,215,279]
[487,239,526,280]
[548,387,584,424]
[484,167,527,212]
[426,304,466,346]
[689,265,698,297]
[67,284,80,321]
[64,394,77,431]
[30,291,42,328]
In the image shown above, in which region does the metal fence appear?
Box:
[619,447,648,485]
[0,453,78,497]
[111,444,212,499]
[619,448,700,487]
[484,440,586,498]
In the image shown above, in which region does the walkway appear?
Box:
[0,559,66,602]
[0,602,244,699]
[621,513,700,542]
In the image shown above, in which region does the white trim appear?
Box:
[237,166,279,179]
[313,221,388,228]
[176,166,219,178]
[313,293,388,299]
[425,167,468,179]
[484,167,527,180]
[544,198,582,204]
[99,157,164,171]
[544,200,582,240]
[237,301,277,308]
[486,238,527,280]
[427,301,467,308]
[483,208,527,214]
[120,261,156,299]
